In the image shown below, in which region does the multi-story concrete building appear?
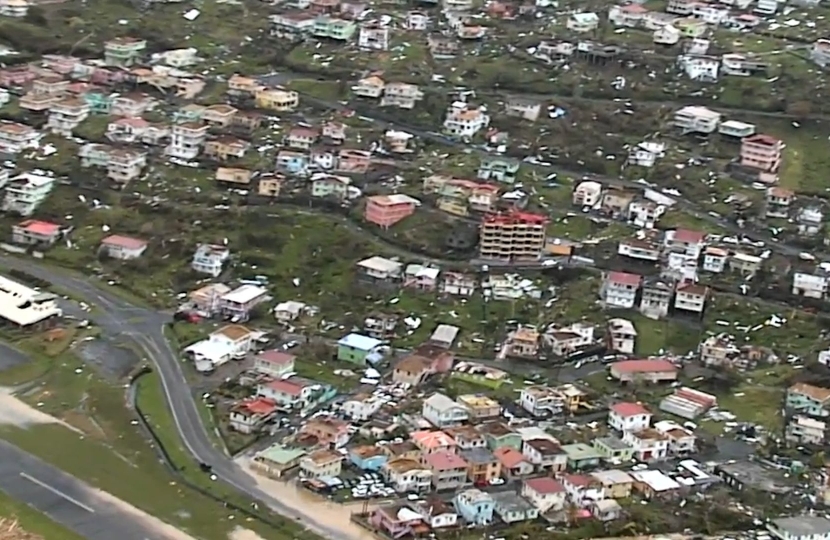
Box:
[47,98,90,137]
[740,133,782,173]
[478,210,547,261]
[2,172,55,216]
[104,38,147,67]
[673,106,721,134]
[0,121,42,154]
[166,122,209,160]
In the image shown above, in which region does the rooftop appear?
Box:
[338,333,383,351]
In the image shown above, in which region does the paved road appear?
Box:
[0,255,354,540]
[0,439,173,540]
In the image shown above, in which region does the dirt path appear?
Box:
[237,457,377,540]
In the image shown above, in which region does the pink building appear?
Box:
[364,194,418,228]
[740,134,782,172]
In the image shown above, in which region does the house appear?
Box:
[216,167,253,186]
[404,264,440,291]
[787,383,830,417]
[445,426,487,452]
[592,499,623,522]
[567,12,599,32]
[302,417,350,448]
[622,429,669,461]
[11,220,61,246]
[166,122,209,160]
[703,247,728,273]
[430,324,460,350]
[423,393,469,428]
[628,200,665,226]
[493,447,534,478]
[610,359,678,383]
[353,75,385,98]
[660,387,717,420]
[276,150,309,175]
[0,122,43,154]
[797,207,823,237]
[337,333,383,365]
[786,415,826,445]
[793,272,828,299]
[255,88,299,111]
[477,157,520,184]
[383,458,432,493]
[204,138,249,161]
[258,174,283,197]
[441,272,477,297]
[256,378,319,408]
[286,127,319,150]
[601,188,636,217]
[0,274,62,327]
[188,283,230,314]
[392,354,432,387]
[653,420,696,455]
[591,469,634,498]
[462,447,501,484]
[631,469,681,498]
[573,181,603,207]
[381,82,424,110]
[356,256,403,287]
[741,134,782,173]
[491,491,539,524]
[312,17,357,40]
[674,106,721,134]
[562,443,602,470]
[311,174,351,200]
[229,398,277,434]
[729,253,762,276]
[520,386,565,417]
[412,430,457,456]
[674,283,708,315]
[456,395,500,420]
[811,39,830,68]
[0,0,28,17]
[654,24,680,45]
[110,94,155,118]
[609,4,648,27]
[481,422,522,452]
[503,97,541,122]
[522,477,566,513]
[600,271,642,309]
[405,11,429,30]
[2,173,56,216]
[336,149,371,174]
[273,300,306,322]
[191,243,229,277]
[507,327,540,358]
[522,439,567,472]
[592,436,635,463]
[185,325,255,373]
[370,505,429,538]
[349,445,389,471]
[609,402,652,433]
[719,119,756,138]
[453,489,494,525]
[664,228,706,258]
[479,210,547,261]
[364,194,418,229]
[104,37,146,67]
[47,98,90,137]
[251,444,306,479]
[561,474,605,507]
[218,284,269,321]
[341,393,384,422]
[100,235,148,260]
[299,449,343,479]
[768,517,830,540]
[606,318,637,354]
[416,497,457,529]
[426,452,468,490]
[640,278,673,320]
[443,103,490,138]
[254,350,296,378]
[363,313,398,340]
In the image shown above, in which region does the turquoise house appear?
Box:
[337,333,383,365]
[348,446,388,471]
[786,383,830,417]
[477,157,520,184]
[562,443,602,470]
[454,489,494,526]
[83,91,114,115]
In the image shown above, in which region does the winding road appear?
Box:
[0,255,355,540]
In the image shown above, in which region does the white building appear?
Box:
[601,271,641,309]
[653,25,680,45]
[622,429,669,461]
[811,39,830,68]
[191,243,230,277]
[166,122,208,160]
[358,24,389,50]
[792,272,828,299]
[185,324,255,372]
[680,55,720,82]
[0,0,28,17]
[718,120,755,138]
[405,11,430,30]
[754,0,779,15]
[443,103,490,138]
[609,402,652,433]
[47,99,90,137]
[609,4,647,27]
[100,235,148,260]
[702,247,728,273]
[567,12,599,32]
[628,142,666,168]
[0,275,61,326]
[422,393,469,428]
[341,394,384,421]
[674,106,721,134]
[2,172,55,216]
[573,181,603,207]
[607,318,637,355]
[768,517,830,540]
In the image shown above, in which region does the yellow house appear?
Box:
[255,88,299,111]
[557,384,587,412]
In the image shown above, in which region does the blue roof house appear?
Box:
[454,489,494,526]
[348,446,389,471]
[337,333,383,365]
